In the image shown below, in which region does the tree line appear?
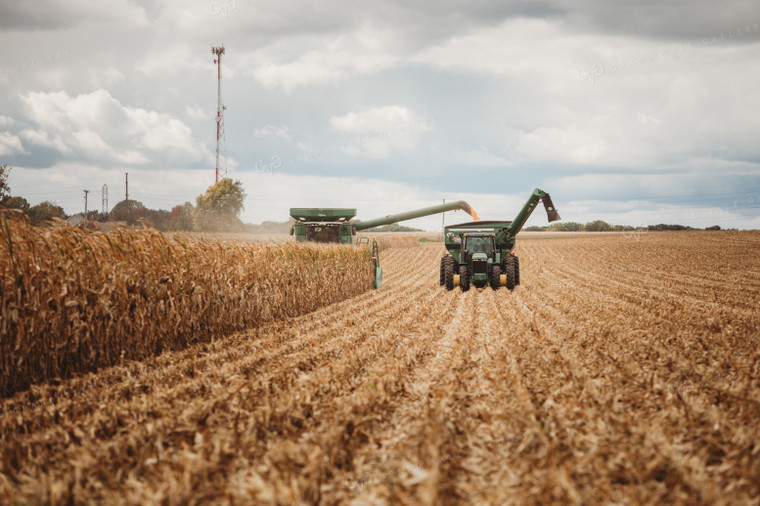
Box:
[0,164,247,232]
[525,220,725,232]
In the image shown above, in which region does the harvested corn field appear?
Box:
[1,231,760,504]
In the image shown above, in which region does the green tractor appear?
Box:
[440,188,560,291]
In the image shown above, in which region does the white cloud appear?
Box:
[20,89,212,166]
[254,125,292,141]
[249,27,402,91]
[0,131,26,155]
[637,113,661,126]
[515,125,610,165]
[331,105,414,133]
[0,0,150,30]
[136,45,211,77]
[329,105,433,157]
[412,18,760,170]
[186,106,209,120]
[0,115,14,127]
[88,66,124,88]
[452,146,515,167]
[414,18,576,78]
[20,129,72,154]
[235,170,460,226]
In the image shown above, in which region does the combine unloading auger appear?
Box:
[289,200,478,244]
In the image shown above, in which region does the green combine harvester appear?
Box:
[289,200,479,290]
[289,201,477,244]
[440,188,560,292]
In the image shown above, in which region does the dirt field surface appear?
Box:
[2,231,759,504]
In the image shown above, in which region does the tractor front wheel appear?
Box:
[444,261,455,291]
[439,257,446,285]
[504,256,516,290]
[491,264,501,290]
[513,255,520,285]
[459,265,470,292]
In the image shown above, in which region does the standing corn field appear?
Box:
[0,211,374,397]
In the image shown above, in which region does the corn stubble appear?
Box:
[1,229,760,504]
[0,212,373,397]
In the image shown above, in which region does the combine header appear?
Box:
[440,188,560,292]
[289,201,479,290]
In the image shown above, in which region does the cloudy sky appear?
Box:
[1,0,759,230]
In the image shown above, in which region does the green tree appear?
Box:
[28,201,66,226]
[548,221,583,232]
[583,220,613,232]
[1,195,30,212]
[194,178,247,232]
[143,208,172,231]
[170,202,194,231]
[109,199,146,225]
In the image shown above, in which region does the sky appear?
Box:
[1,0,759,231]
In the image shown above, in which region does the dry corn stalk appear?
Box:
[0,211,373,397]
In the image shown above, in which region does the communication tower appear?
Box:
[212,45,227,183]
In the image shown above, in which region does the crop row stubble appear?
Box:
[0,211,373,397]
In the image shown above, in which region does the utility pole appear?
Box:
[212,45,227,183]
[83,189,90,215]
[125,172,130,221]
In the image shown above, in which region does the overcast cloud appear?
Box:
[1,0,759,229]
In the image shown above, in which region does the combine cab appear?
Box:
[440,188,560,291]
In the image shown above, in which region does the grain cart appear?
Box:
[440,188,560,292]
[289,201,478,290]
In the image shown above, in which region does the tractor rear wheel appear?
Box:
[444,261,455,291]
[490,264,501,290]
[459,265,470,292]
[439,257,446,285]
[513,255,520,285]
[504,256,516,290]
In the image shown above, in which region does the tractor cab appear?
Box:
[462,234,495,287]
[464,235,495,256]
